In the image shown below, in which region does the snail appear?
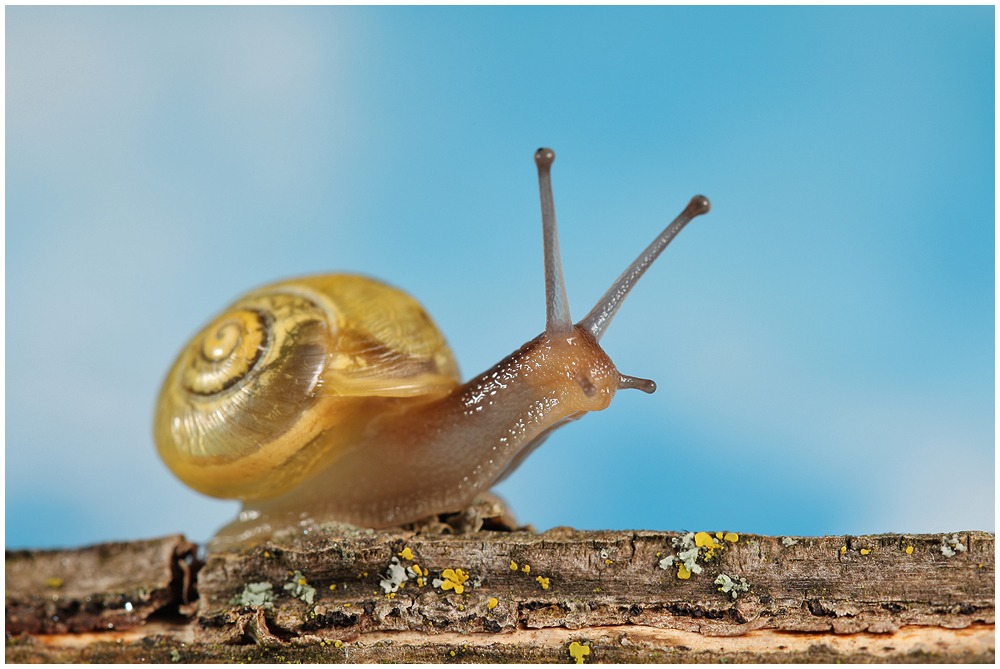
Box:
[155,148,710,547]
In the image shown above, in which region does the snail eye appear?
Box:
[578,374,597,397]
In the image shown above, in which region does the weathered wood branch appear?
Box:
[5,503,995,663]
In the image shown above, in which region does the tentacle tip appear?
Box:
[619,374,656,394]
[687,195,711,216]
[534,147,555,168]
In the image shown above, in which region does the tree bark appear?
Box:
[5,511,995,663]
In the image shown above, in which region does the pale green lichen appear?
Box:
[940,534,967,558]
[658,532,704,578]
[283,571,316,604]
[781,537,798,547]
[235,581,275,609]
[715,573,750,599]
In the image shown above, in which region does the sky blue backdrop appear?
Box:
[7,6,994,549]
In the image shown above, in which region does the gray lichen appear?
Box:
[940,534,967,558]
[283,571,316,605]
[235,582,275,609]
[715,573,750,599]
[380,557,409,594]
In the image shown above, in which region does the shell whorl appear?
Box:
[183,309,268,396]
[154,275,460,502]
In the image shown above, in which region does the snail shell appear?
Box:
[154,274,459,501]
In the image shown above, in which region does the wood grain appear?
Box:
[5,518,994,663]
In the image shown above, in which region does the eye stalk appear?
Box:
[535,148,572,335]
[533,148,710,395]
[579,195,711,342]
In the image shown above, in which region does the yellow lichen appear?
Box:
[860,549,871,555]
[45,578,63,589]
[694,532,722,549]
[568,641,590,664]
[521,564,531,574]
[439,568,470,594]
[509,560,518,571]
[417,578,425,587]
[450,651,456,657]
[716,532,724,539]
[724,532,739,543]
[536,576,550,590]
[905,546,914,555]
[677,564,692,580]
[334,640,343,648]
[488,597,499,609]
[344,603,351,607]
[604,559,613,565]
[386,592,396,599]
[840,546,847,554]
[398,547,414,560]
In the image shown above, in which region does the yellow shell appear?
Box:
[154,274,460,501]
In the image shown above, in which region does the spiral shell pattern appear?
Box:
[183,309,268,395]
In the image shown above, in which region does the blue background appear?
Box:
[7,6,994,549]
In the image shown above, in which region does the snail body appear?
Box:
[155,149,710,547]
